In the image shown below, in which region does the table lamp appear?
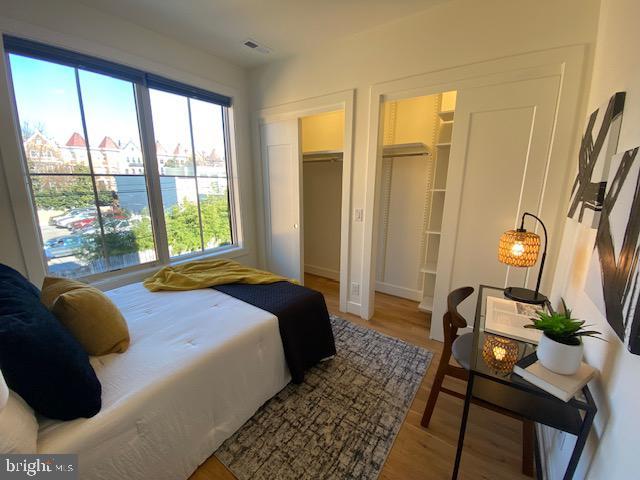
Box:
[497,212,548,304]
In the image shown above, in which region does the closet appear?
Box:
[300,111,344,283]
[375,92,457,311]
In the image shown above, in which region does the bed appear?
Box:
[37,282,293,480]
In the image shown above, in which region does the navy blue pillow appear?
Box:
[0,264,101,420]
[0,263,40,298]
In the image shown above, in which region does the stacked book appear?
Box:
[513,353,596,402]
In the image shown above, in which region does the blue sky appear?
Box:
[9,54,225,157]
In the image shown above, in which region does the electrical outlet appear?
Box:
[350,282,360,298]
[354,208,364,222]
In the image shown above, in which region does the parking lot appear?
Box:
[37,209,88,274]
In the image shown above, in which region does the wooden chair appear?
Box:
[420,286,534,477]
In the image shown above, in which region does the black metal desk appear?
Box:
[451,285,597,480]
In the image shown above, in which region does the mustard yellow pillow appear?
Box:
[41,277,130,356]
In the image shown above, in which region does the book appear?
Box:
[513,353,596,402]
[485,296,543,344]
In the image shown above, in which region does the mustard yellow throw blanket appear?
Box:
[143,259,288,292]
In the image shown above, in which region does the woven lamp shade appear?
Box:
[498,229,540,267]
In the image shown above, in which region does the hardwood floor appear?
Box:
[190,274,530,480]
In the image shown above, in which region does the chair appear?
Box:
[420,286,534,477]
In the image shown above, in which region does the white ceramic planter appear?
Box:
[537,333,583,375]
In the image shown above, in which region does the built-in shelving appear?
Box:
[418,296,434,313]
[302,150,343,163]
[382,142,429,158]
[419,91,456,313]
[438,110,455,122]
[420,262,438,274]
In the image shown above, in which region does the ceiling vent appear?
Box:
[243,39,271,55]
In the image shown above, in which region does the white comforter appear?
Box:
[37,282,291,480]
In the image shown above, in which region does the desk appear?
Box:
[452,285,597,480]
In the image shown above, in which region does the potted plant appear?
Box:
[525,300,602,375]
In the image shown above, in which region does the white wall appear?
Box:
[549,0,640,478]
[303,162,342,280]
[0,0,259,278]
[250,0,600,311]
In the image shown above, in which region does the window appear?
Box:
[149,89,233,257]
[4,36,236,280]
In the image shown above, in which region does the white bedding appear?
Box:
[37,282,291,480]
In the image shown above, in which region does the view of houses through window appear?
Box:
[8,53,234,279]
[149,89,232,258]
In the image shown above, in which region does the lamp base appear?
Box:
[504,287,548,305]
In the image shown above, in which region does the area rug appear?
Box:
[215,315,432,480]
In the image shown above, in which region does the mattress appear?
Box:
[37,282,291,480]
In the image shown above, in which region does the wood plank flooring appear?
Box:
[190,274,530,480]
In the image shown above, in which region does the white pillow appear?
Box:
[0,370,38,453]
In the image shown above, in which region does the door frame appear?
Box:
[361,46,587,332]
[254,90,355,312]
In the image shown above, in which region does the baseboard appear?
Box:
[347,301,361,316]
[375,281,422,301]
[304,264,340,281]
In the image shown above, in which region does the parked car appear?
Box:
[49,208,92,226]
[44,235,86,259]
[56,209,97,229]
[71,214,129,233]
[69,216,98,231]
[49,207,96,225]
[77,219,131,235]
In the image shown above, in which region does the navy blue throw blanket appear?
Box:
[214,281,336,383]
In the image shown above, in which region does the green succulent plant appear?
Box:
[524,299,603,346]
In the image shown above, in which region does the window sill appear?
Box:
[89,244,248,292]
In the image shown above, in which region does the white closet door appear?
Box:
[431,75,561,340]
[260,119,303,282]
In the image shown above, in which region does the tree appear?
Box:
[200,194,232,247]
[165,200,202,255]
[78,231,139,262]
[131,214,155,252]
[21,120,47,139]
[77,193,232,262]
[31,176,112,210]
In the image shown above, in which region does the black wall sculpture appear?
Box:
[568,92,625,228]
[594,147,640,354]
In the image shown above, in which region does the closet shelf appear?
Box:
[418,296,434,312]
[436,142,452,148]
[430,188,446,193]
[302,150,343,163]
[438,110,455,121]
[382,142,429,158]
[425,230,441,235]
[420,263,438,274]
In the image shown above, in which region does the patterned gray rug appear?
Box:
[215,315,432,480]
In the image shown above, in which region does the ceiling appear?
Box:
[77,0,449,67]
